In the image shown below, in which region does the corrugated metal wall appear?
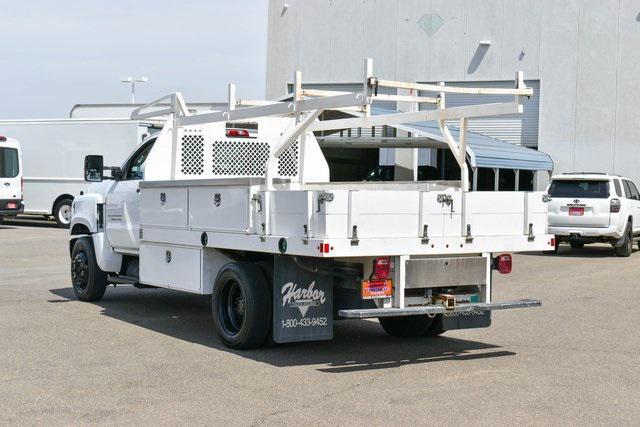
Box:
[419,80,540,147]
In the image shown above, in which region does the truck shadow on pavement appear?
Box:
[49,286,515,373]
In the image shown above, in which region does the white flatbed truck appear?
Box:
[69,60,553,349]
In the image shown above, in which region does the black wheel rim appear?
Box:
[218,279,245,336]
[71,252,89,291]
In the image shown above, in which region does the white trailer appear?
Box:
[0,119,157,226]
[69,59,553,349]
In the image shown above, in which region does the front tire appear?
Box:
[70,237,108,301]
[54,198,73,228]
[378,315,436,337]
[212,262,272,349]
[615,222,633,257]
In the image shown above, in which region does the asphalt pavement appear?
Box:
[1,218,638,425]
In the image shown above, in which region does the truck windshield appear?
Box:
[0,147,19,178]
[548,179,609,198]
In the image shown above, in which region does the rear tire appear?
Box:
[569,241,584,249]
[212,262,272,349]
[70,237,108,301]
[378,315,435,337]
[53,198,73,228]
[615,222,633,257]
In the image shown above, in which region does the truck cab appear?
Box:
[0,136,23,222]
[546,173,640,256]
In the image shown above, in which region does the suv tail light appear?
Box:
[610,198,621,213]
[493,254,512,274]
[372,257,391,280]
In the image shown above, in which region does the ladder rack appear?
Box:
[130,58,533,191]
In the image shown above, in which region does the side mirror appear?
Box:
[84,155,104,182]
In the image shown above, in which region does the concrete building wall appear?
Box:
[266,0,640,187]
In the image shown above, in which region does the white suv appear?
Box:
[546,173,640,257]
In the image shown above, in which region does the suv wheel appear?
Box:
[615,222,633,257]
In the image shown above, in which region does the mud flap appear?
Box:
[273,256,333,343]
[441,311,491,330]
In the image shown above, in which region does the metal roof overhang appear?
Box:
[316,107,554,172]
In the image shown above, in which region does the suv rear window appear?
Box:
[548,180,610,198]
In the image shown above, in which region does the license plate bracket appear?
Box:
[361,279,393,299]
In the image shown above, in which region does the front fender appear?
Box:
[69,232,122,273]
[70,193,105,234]
[91,232,122,273]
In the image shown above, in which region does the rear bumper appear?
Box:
[0,199,23,216]
[339,298,541,319]
[548,225,621,239]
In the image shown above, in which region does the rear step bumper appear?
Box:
[339,298,541,319]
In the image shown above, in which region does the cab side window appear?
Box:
[124,141,154,180]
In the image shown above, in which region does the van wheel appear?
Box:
[615,223,633,257]
[570,241,584,249]
[70,237,108,301]
[378,315,435,337]
[212,262,272,349]
[54,198,73,228]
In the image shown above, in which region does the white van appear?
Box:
[0,119,157,226]
[0,136,23,222]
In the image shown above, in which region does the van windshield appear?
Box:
[0,147,19,178]
[548,179,609,198]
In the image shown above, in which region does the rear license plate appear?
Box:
[361,279,393,299]
[569,207,584,216]
[6,202,17,209]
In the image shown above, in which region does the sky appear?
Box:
[0,0,269,118]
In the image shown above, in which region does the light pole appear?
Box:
[120,76,148,104]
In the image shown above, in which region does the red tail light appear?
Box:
[372,257,391,279]
[610,198,621,213]
[226,129,250,138]
[494,254,512,274]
